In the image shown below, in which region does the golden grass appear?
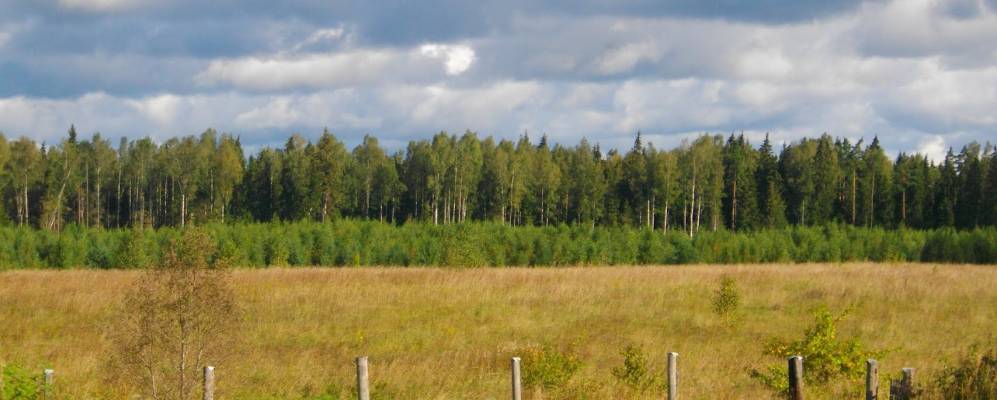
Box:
[2,263,996,399]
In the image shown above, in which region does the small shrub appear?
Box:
[930,343,997,399]
[612,345,662,392]
[2,363,41,399]
[712,275,740,321]
[750,307,886,394]
[521,345,582,390]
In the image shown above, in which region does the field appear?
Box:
[2,263,996,399]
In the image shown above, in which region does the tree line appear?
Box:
[1,126,996,232]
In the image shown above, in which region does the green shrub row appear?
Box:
[0,222,994,269]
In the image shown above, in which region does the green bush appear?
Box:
[521,344,582,390]
[612,345,662,392]
[750,307,886,394]
[2,363,41,399]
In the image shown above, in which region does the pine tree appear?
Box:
[723,134,759,231]
[860,137,893,227]
[756,134,787,228]
[811,134,839,224]
[780,139,816,225]
[623,132,650,226]
[984,147,997,226]
[955,142,983,228]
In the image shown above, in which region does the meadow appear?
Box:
[2,263,996,399]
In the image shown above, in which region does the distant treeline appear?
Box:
[0,221,994,268]
[0,127,996,232]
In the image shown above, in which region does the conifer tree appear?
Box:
[755,134,787,228]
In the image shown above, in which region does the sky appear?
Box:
[1,0,996,159]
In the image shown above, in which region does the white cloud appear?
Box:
[419,43,476,75]
[57,0,155,12]
[195,50,401,90]
[126,94,181,125]
[917,135,948,163]
[735,48,793,80]
[235,97,301,129]
[290,27,348,53]
[197,42,475,91]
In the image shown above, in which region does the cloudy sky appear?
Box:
[1,0,995,158]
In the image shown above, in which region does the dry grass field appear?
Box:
[1,263,996,399]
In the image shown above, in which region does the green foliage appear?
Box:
[612,345,662,393]
[521,345,582,390]
[712,275,740,321]
[2,363,41,399]
[930,343,997,399]
[750,307,886,394]
[0,222,994,269]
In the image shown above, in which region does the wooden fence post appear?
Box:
[356,356,370,400]
[667,352,678,400]
[888,367,915,400]
[42,369,54,400]
[511,357,522,400]
[203,366,215,400]
[788,356,803,400]
[865,359,878,400]
[901,368,915,399]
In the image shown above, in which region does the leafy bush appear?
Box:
[612,345,662,392]
[750,307,886,394]
[2,363,41,399]
[930,343,997,399]
[521,345,582,390]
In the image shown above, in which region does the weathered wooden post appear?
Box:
[356,356,370,400]
[865,359,878,400]
[42,369,54,400]
[667,352,678,400]
[511,357,522,400]
[901,368,915,399]
[888,367,915,400]
[788,356,804,400]
[203,366,215,400]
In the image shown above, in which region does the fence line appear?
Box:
[16,356,921,399]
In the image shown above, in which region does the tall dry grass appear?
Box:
[1,263,995,399]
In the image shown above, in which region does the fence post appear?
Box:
[356,356,370,400]
[667,352,678,400]
[511,357,522,400]
[888,367,916,400]
[901,368,914,398]
[1,361,5,400]
[203,366,215,400]
[865,359,878,400]
[788,356,803,400]
[42,369,54,400]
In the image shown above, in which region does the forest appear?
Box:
[0,126,996,233]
